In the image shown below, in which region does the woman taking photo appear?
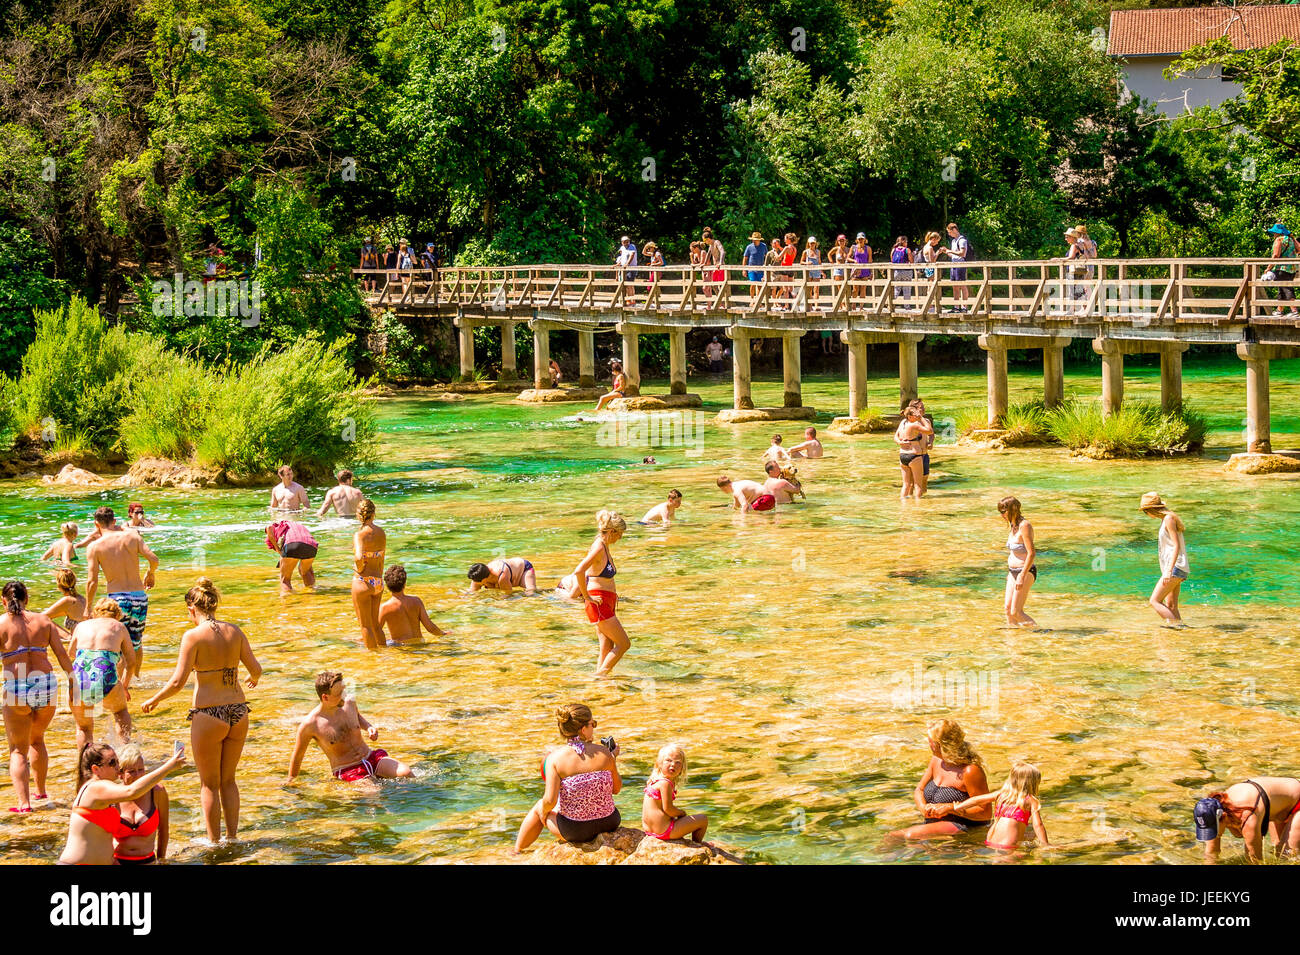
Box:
[142,577,260,844]
[998,496,1037,628]
[890,718,991,840]
[1,580,72,812]
[113,743,171,864]
[514,702,622,851]
[351,500,386,649]
[59,741,184,865]
[571,510,630,676]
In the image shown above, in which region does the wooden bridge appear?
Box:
[357,258,1300,453]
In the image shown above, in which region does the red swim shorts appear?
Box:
[752,494,776,511]
[584,592,618,623]
[334,749,388,782]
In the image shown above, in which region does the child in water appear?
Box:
[41,523,78,565]
[954,761,1050,852]
[642,744,710,843]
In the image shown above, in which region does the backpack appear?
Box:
[891,246,909,264]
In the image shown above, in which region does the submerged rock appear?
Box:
[716,407,817,424]
[42,464,109,487]
[829,415,892,435]
[525,827,745,865]
[607,394,702,411]
[1226,452,1300,475]
[516,387,604,403]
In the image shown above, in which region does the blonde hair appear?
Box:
[61,522,77,539]
[55,567,78,595]
[992,761,1041,818]
[596,510,626,536]
[357,499,376,523]
[928,718,983,768]
[186,576,220,616]
[116,742,145,771]
[654,743,688,783]
[555,702,593,739]
[926,231,941,243]
[92,597,122,619]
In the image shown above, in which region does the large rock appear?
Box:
[525,826,747,865]
[116,457,224,489]
[717,406,817,424]
[42,464,108,487]
[608,394,703,412]
[1226,452,1300,475]
[829,415,893,435]
[516,387,605,403]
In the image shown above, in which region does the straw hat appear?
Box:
[750,231,764,241]
[643,241,657,252]
[1075,224,1089,235]
[1139,491,1167,512]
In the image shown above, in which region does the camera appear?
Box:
[601,735,616,752]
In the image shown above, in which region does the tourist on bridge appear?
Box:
[850,233,872,305]
[801,236,822,311]
[614,236,638,306]
[938,222,970,313]
[744,231,768,302]
[764,237,784,306]
[1267,223,1298,316]
[593,359,627,412]
[919,232,942,311]
[358,236,379,293]
[1062,227,1092,313]
[643,241,662,299]
[890,236,915,308]
[421,241,439,271]
[701,227,725,302]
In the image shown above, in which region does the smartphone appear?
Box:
[173,740,184,756]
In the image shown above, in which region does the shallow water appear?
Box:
[3,356,1299,864]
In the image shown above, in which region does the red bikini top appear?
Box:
[115,793,160,840]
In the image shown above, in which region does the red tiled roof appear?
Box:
[1108,5,1300,57]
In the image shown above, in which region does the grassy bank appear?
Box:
[950,398,1207,458]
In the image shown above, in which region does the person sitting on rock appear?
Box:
[642,743,709,844]
[593,361,627,413]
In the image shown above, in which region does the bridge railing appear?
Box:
[353,259,1295,324]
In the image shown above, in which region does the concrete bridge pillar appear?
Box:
[726,327,754,410]
[983,340,1009,426]
[1093,338,1125,417]
[669,329,688,395]
[898,338,919,411]
[1235,343,1300,453]
[532,323,551,390]
[842,331,869,418]
[1043,344,1065,409]
[621,328,642,396]
[457,319,475,382]
[1160,343,1189,413]
[782,332,804,407]
[578,331,596,387]
[981,334,1074,424]
[500,322,517,380]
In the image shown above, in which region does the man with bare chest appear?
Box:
[377,565,447,644]
[287,672,413,782]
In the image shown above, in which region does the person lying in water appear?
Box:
[639,489,682,525]
[468,557,537,595]
[287,671,414,783]
[717,475,771,512]
[378,565,447,644]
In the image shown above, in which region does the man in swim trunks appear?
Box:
[788,426,823,458]
[287,671,413,783]
[467,557,538,595]
[717,475,771,512]
[378,565,447,644]
[639,489,682,525]
[84,507,157,679]
[763,461,805,504]
[270,465,309,511]
[317,469,364,518]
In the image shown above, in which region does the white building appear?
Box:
[1108,4,1300,115]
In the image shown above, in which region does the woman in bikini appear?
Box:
[58,741,184,865]
[593,361,627,413]
[571,510,630,676]
[514,702,622,851]
[999,496,1037,628]
[351,499,386,649]
[41,566,88,636]
[113,743,170,864]
[1196,777,1300,862]
[67,598,136,751]
[889,718,991,840]
[894,400,932,501]
[142,577,261,844]
[1,580,72,812]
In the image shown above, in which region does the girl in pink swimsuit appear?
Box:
[641,743,709,843]
[954,761,1050,852]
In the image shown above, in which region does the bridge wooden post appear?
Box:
[621,328,642,396]
[782,332,803,407]
[978,335,1009,426]
[1093,338,1124,417]
[899,338,919,410]
[669,329,688,395]
[1043,343,1065,409]
[578,332,596,387]
[500,322,517,380]
[532,323,551,390]
[842,331,868,418]
[457,319,475,382]
[1160,343,1188,413]
[727,327,754,410]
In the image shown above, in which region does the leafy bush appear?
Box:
[999,399,1051,446]
[1045,399,1205,457]
[951,405,989,436]
[196,339,377,479]
[0,222,68,370]
[0,375,19,451]
[120,342,219,461]
[16,297,139,452]
[376,311,432,380]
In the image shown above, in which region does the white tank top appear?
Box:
[1158,520,1189,575]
